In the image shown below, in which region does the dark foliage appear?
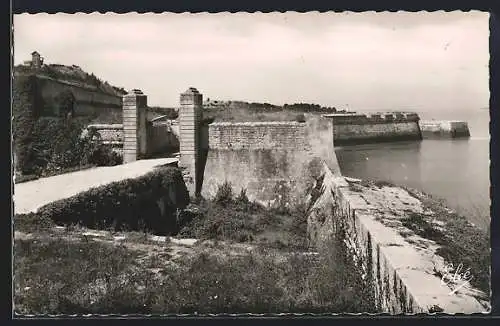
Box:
[284,103,337,113]
[26,117,121,175]
[228,101,337,113]
[14,167,190,235]
[13,75,39,174]
[213,181,234,207]
[54,90,75,118]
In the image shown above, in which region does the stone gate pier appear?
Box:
[178,87,203,197]
[122,89,148,163]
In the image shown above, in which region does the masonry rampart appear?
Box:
[201,117,341,207]
[419,120,471,139]
[324,112,422,145]
[84,121,178,157]
[36,75,123,116]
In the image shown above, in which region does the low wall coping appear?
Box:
[209,121,303,126]
[87,124,124,129]
[419,120,468,124]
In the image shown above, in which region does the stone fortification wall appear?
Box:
[327,112,420,125]
[85,124,123,145]
[419,120,471,139]
[325,112,422,146]
[201,116,341,207]
[36,75,123,116]
[307,162,489,314]
[147,121,180,155]
[207,121,309,150]
[84,121,178,157]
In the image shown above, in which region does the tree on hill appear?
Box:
[284,103,337,113]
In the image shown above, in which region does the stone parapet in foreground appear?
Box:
[307,162,489,314]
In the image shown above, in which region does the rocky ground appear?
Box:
[344,178,490,310]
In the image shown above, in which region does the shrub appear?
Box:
[235,188,249,203]
[54,90,75,118]
[16,116,121,176]
[14,167,190,235]
[15,212,55,233]
[12,74,120,175]
[178,191,310,248]
[214,181,234,207]
[31,117,89,174]
[89,145,122,166]
[179,205,259,242]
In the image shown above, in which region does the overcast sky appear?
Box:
[13,12,489,112]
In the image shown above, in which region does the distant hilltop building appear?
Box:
[22,51,44,69]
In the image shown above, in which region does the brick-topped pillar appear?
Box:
[179,87,203,196]
[123,89,148,164]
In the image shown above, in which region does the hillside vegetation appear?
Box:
[13,75,121,178]
[14,63,127,97]
[203,100,343,122]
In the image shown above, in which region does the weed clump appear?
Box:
[178,183,309,249]
[400,203,490,293]
[213,181,234,207]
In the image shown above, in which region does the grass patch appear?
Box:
[357,179,395,189]
[14,236,376,314]
[13,237,139,315]
[178,183,310,250]
[401,213,445,243]
[434,215,490,294]
[348,182,363,193]
[400,205,490,294]
[14,213,56,234]
[372,180,395,189]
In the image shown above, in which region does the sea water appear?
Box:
[335,108,490,231]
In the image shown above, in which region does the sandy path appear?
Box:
[13,158,178,214]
